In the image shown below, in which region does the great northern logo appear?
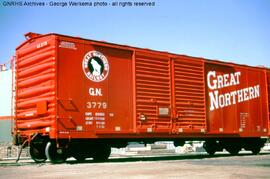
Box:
[82,51,109,82]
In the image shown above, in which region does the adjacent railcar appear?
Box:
[13,32,270,163]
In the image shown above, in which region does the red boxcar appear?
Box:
[13,32,270,163]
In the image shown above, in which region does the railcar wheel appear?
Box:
[73,154,86,162]
[225,146,241,155]
[45,141,67,164]
[29,142,47,163]
[92,144,111,162]
[251,147,261,155]
[243,138,266,155]
[203,141,217,156]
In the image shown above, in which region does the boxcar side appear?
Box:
[13,33,269,163]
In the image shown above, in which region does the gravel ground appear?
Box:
[0,152,269,179]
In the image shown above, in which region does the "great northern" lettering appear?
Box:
[207,71,260,111]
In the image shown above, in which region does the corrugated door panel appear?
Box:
[173,58,206,133]
[16,37,56,131]
[135,52,172,133]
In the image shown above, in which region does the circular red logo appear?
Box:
[82,51,109,82]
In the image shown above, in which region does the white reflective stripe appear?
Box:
[25,113,34,117]
[115,126,121,131]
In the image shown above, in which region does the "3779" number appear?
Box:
[86,102,107,109]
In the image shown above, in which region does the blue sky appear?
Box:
[0,0,269,67]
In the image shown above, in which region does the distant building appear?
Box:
[0,69,12,142]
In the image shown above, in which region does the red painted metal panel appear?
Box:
[135,52,172,133]
[205,63,268,136]
[173,57,206,133]
[15,35,56,135]
[56,38,133,138]
[266,69,270,136]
